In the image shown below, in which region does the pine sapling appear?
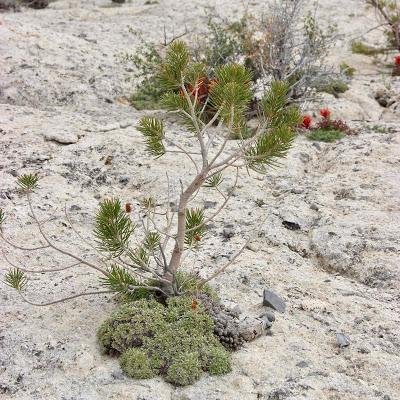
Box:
[1,41,300,305]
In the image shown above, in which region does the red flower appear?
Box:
[194,234,201,242]
[395,55,400,66]
[302,115,312,129]
[179,77,218,104]
[319,108,331,119]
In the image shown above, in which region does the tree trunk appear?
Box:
[163,170,208,295]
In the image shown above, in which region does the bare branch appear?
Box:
[18,290,113,307]
[0,234,50,251]
[201,237,251,284]
[186,167,240,234]
[27,193,108,276]
[2,250,82,274]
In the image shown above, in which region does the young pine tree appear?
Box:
[1,41,300,304]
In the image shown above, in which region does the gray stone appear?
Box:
[291,187,304,194]
[296,361,308,368]
[336,332,350,348]
[98,123,120,132]
[265,311,276,322]
[231,305,242,316]
[119,120,132,129]
[259,311,275,322]
[261,318,273,329]
[44,132,79,144]
[263,289,286,313]
[119,176,129,185]
[358,346,370,354]
[222,224,235,239]
[374,89,395,108]
[204,201,217,209]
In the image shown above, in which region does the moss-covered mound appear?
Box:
[97,296,231,386]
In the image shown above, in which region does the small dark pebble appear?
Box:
[204,201,217,209]
[296,361,308,368]
[263,289,286,313]
[119,176,129,185]
[222,224,235,239]
[282,220,301,231]
[336,332,350,348]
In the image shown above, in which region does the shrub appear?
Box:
[202,1,337,103]
[128,84,164,110]
[119,348,157,379]
[365,0,400,51]
[119,29,165,110]
[121,1,336,111]
[165,353,203,386]
[202,345,232,375]
[315,79,349,97]
[198,13,245,69]
[98,295,231,386]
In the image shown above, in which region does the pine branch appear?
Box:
[245,125,296,173]
[158,40,190,90]
[17,173,39,192]
[136,117,166,157]
[4,268,28,292]
[204,172,223,188]
[185,208,205,247]
[99,264,139,294]
[93,198,135,258]
[209,64,252,126]
[143,232,161,251]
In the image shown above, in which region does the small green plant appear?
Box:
[315,79,349,97]
[307,129,344,142]
[351,41,387,56]
[372,124,389,133]
[340,62,356,77]
[301,108,351,142]
[97,296,231,386]
[119,348,157,379]
[128,83,164,110]
[120,29,165,110]
[199,13,245,69]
